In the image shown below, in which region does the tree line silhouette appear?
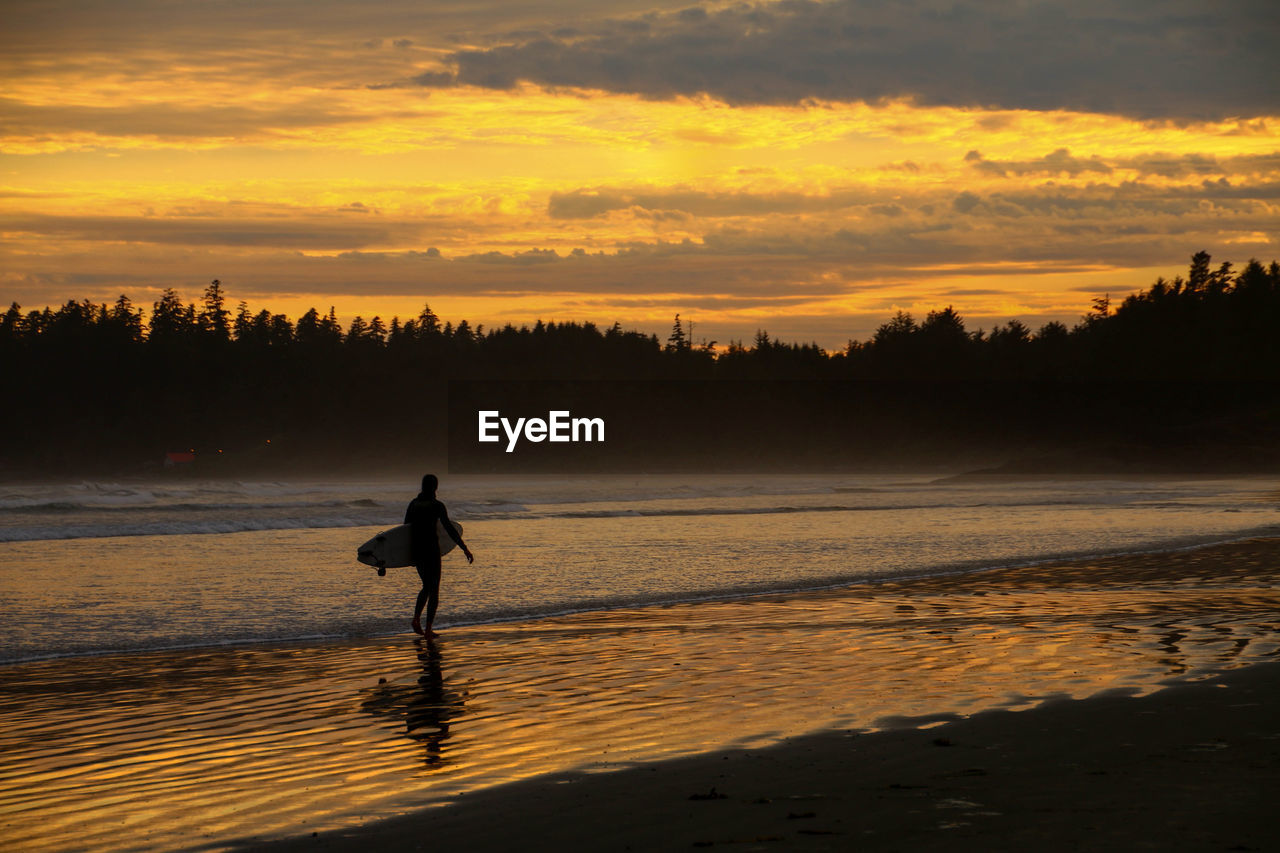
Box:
[2,251,1278,475]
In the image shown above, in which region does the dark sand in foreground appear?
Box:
[262,659,1279,852]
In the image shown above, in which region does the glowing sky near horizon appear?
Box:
[2,0,1277,347]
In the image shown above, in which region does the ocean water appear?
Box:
[1,474,1277,663]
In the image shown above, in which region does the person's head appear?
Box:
[420,473,439,495]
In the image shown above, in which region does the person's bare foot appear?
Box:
[425,627,440,638]
[411,618,424,636]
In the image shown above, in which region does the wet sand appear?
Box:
[261,659,1280,852]
[2,538,1278,851]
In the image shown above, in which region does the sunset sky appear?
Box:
[3,0,1277,348]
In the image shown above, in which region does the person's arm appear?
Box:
[439,505,474,564]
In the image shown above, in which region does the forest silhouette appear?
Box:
[3,251,1278,476]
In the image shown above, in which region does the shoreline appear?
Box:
[6,525,1280,668]
[2,535,1277,851]
[255,659,1280,852]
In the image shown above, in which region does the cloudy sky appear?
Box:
[3,0,1277,346]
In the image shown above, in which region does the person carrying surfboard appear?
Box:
[405,474,473,638]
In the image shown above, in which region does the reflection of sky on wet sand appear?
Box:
[1,539,1277,851]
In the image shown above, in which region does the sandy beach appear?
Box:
[2,537,1278,851]
[263,659,1280,852]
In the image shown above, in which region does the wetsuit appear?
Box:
[404,493,464,627]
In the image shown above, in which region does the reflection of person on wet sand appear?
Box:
[405,474,473,638]
[361,639,466,767]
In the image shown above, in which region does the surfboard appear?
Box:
[356,520,464,570]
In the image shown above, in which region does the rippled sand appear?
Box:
[2,538,1278,851]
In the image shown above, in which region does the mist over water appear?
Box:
[1,474,1277,662]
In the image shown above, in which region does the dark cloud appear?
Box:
[535,176,1280,272]
[966,149,1113,177]
[968,148,1280,179]
[548,191,630,219]
[942,183,1279,221]
[869,204,905,217]
[928,265,1102,278]
[0,97,407,140]
[0,213,425,249]
[458,248,562,264]
[0,189,74,199]
[412,0,1280,120]
[8,174,1274,267]
[1121,151,1280,178]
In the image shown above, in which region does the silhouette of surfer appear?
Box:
[405,474,473,638]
